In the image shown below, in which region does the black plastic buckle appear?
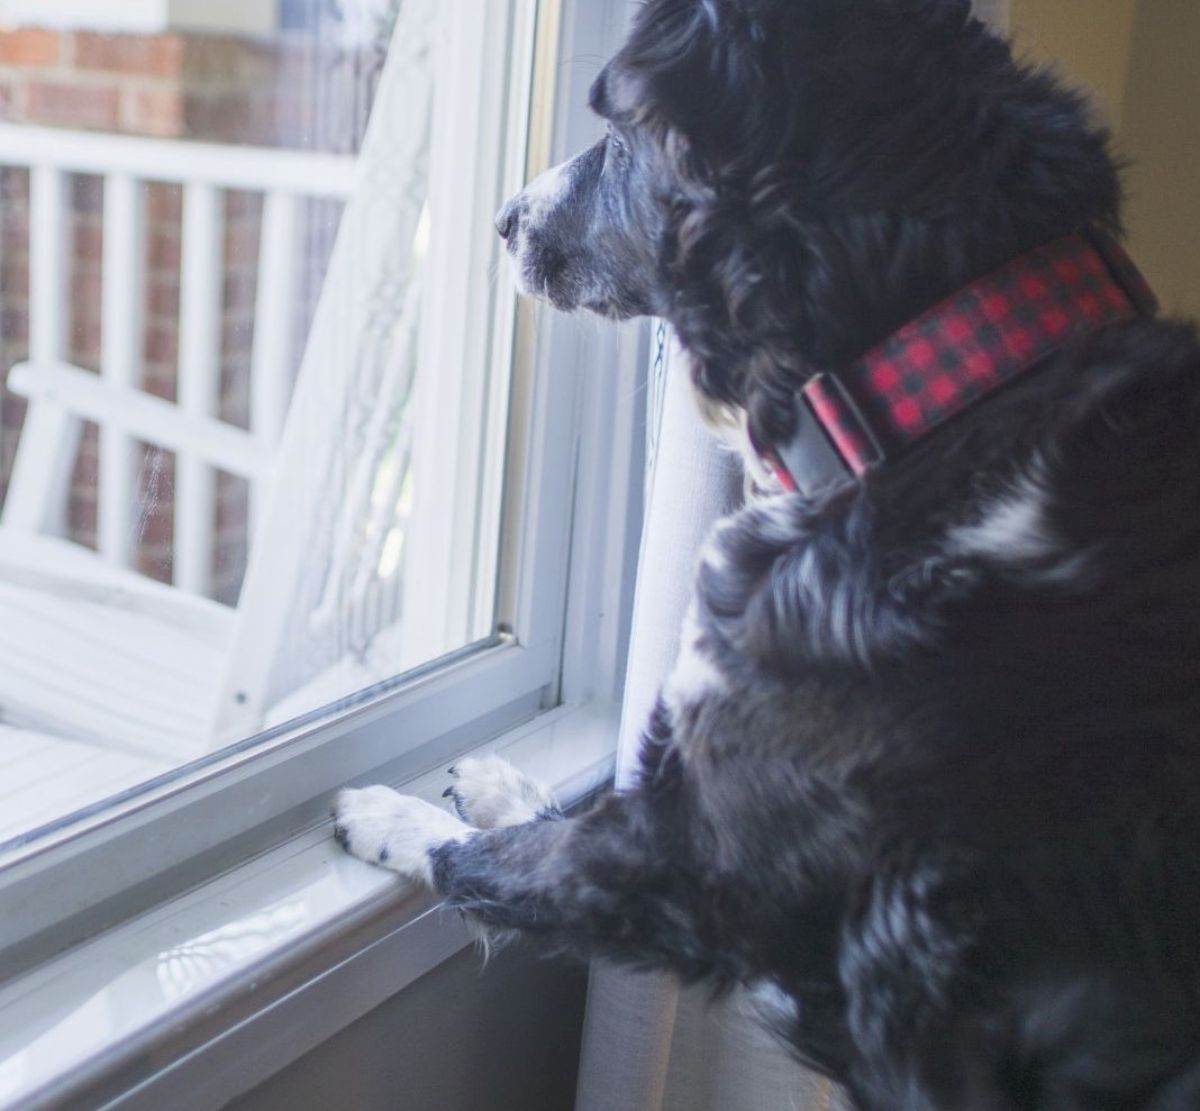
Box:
[774,374,885,494]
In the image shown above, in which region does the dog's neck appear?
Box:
[754,230,1157,495]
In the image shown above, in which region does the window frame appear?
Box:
[0,0,645,984]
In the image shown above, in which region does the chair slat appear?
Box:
[99,172,145,569]
[2,166,78,537]
[6,363,270,479]
[249,191,299,530]
[176,182,225,597]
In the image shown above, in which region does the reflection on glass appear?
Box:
[0,0,515,847]
[155,901,309,1003]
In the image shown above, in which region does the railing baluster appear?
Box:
[30,166,66,366]
[249,190,298,531]
[3,166,78,537]
[99,172,144,568]
[175,182,224,597]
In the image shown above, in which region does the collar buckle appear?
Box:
[774,373,885,495]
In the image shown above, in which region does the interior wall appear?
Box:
[1009,0,1137,131]
[1009,0,1200,319]
[228,944,589,1111]
[1118,0,1200,319]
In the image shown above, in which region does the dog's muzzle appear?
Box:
[495,200,519,243]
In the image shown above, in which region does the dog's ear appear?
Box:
[598,0,779,178]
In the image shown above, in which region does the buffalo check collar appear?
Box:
[765,230,1159,494]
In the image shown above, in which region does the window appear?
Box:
[0,0,645,979]
[0,0,521,843]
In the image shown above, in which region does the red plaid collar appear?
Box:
[766,230,1158,493]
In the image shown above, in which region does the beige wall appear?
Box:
[1120,1,1200,318]
[1010,0,1138,131]
[1010,0,1200,319]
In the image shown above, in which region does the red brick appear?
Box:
[143,323,177,365]
[1,308,28,343]
[146,182,182,224]
[141,366,177,402]
[70,175,104,213]
[134,481,174,546]
[121,85,185,138]
[222,320,253,359]
[224,222,261,267]
[70,269,102,310]
[183,90,272,145]
[69,318,101,362]
[181,35,278,85]
[72,33,184,79]
[0,262,26,298]
[222,272,257,312]
[0,165,29,203]
[68,423,100,551]
[147,229,180,271]
[0,30,61,68]
[0,79,21,121]
[1,221,28,255]
[74,223,103,262]
[26,81,120,131]
[224,190,261,220]
[146,277,179,319]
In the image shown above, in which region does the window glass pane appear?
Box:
[0,0,526,847]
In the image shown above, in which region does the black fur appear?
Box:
[449,2,1200,1105]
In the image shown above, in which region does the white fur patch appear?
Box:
[447,755,559,829]
[521,158,573,223]
[664,603,727,713]
[690,392,778,495]
[507,158,575,301]
[949,469,1094,586]
[951,479,1059,564]
[745,979,800,1027]
[334,786,471,884]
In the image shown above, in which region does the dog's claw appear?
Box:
[442,786,455,798]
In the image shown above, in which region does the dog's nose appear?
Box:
[495,201,519,241]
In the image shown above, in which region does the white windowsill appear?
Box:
[0,700,618,1111]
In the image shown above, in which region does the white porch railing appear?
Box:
[0,123,357,597]
[0,0,516,753]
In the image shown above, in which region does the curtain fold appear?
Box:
[574,338,846,1111]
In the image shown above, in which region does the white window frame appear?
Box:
[0,0,642,1020]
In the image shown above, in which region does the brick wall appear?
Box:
[0,25,380,602]
[0,28,379,148]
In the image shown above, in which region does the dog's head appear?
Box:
[498,0,1120,447]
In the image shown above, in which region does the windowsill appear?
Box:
[0,700,618,1111]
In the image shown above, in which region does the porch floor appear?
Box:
[0,726,172,846]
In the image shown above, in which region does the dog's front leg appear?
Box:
[334,779,722,980]
[437,789,721,975]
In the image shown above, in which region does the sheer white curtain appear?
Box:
[574,334,848,1111]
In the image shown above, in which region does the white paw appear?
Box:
[443,755,561,829]
[333,786,471,884]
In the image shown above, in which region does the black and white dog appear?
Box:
[335,1,1200,1106]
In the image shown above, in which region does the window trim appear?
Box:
[0,700,622,1110]
[0,0,644,985]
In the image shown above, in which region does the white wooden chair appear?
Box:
[0,0,488,767]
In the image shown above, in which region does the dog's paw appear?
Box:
[442,755,562,829]
[333,786,471,884]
